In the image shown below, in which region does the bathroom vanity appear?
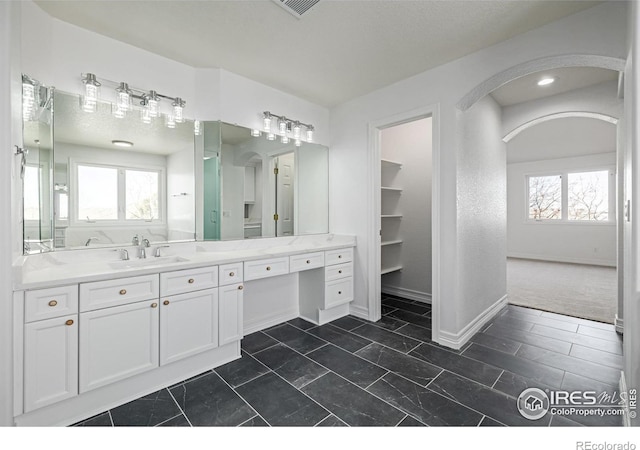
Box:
[12,234,355,426]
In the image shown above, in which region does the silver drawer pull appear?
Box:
[306,260,311,264]
[119,289,127,295]
[266,266,271,271]
[229,272,235,277]
[188,278,195,284]
[48,300,58,307]
[338,255,342,259]
[238,285,244,290]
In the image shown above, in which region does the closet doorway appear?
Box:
[370,110,436,337]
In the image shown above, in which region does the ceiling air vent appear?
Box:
[272,0,321,19]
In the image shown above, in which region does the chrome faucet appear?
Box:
[138,237,150,259]
[154,245,170,257]
[85,237,100,246]
[132,235,140,246]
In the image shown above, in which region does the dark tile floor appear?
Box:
[73,296,624,427]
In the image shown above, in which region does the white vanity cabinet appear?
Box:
[218,283,244,345]
[79,299,160,393]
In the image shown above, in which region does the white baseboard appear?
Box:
[437,294,508,350]
[615,315,624,334]
[507,252,616,267]
[620,371,631,427]
[381,285,432,304]
[349,303,372,321]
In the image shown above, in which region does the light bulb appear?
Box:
[165,114,176,129]
[81,73,100,113]
[141,107,152,124]
[173,98,184,123]
[281,135,289,144]
[22,80,35,121]
[112,104,126,119]
[194,120,201,136]
[306,127,314,142]
[266,132,276,141]
[263,113,271,132]
[295,139,301,147]
[251,129,261,137]
[293,122,301,139]
[279,120,287,135]
[147,91,159,117]
[116,83,131,112]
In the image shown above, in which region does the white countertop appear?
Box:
[14,234,356,290]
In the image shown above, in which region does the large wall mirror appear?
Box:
[21,79,329,254]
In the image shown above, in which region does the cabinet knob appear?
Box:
[119,289,127,295]
[338,255,342,259]
[48,300,58,307]
[338,270,342,274]
[238,285,244,290]
[306,260,311,264]
[65,319,74,326]
[188,278,195,284]
[266,266,271,271]
[229,272,235,277]
[163,300,170,306]
[338,291,342,295]
[151,303,158,308]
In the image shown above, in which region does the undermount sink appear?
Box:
[109,255,190,269]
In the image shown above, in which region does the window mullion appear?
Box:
[118,169,126,222]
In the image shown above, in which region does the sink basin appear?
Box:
[109,256,190,269]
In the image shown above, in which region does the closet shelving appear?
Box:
[380,159,403,275]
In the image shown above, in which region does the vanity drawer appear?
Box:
[25,285,79,323]
[324,277,354,309]
[325,262,353,282]
[160,266,218,297]
[289,252,325,273]
[325,248,353,266]
[219,263,243,286]
[244,257,289,281]
[80,275,159,312]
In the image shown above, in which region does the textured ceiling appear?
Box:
[507,117,616,163]
[34,0,601,107]
[491,67,618,107]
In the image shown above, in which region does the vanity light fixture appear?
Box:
[115,82,132,114]
[81,73,100,113]
[251,129,261,137]
[165,114,176,129]
[173,97,185,123]
[145,90,160,118]
[194,120,202,136]
[260,111,315,145]
[537,77,555,86]
[111,140,134,147]
[140,107,152,124]
[22,75,37,121]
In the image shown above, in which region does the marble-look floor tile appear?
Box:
[315,415,347,427]
[156,414,190,427]
[263,323,327,354]
[307,344,387,389]
[569,344,623,370]
[214,352,270,388]
[492,370,554,399]
[530,324,622,355]
[301,372,405,426]
[428,371,550,426]
[252,343,328,388]
[367,372,482,426]
[464,343,565,388]
[382,298,431,315]
[236,372,329,426]
[576,324,622,342]
[382,305,398,315]
[110,389,181,427]
[329,315,365,332]
[356,343,442,387]
[491,315,536,332]
[241,331,278,355]
[240,415,269,427]
[169,372,255,426]
[540,310,615,331]
[469,332,522,355]
[499,309,579,332]
[306,323,372,353]
[386,309,432,329]
[287,317,316,331]
[351,323,421,353]
[394,323,432,342]
[397,415,425,426]
[484,323,572,354]
[73,412,112,426]
[371,315,408,331]
[560,372,620,394]
[409,343,502,387]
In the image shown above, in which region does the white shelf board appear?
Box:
[381,265,403,275]
[381,240,403,246]
[381,186,403,192]
[381,159,403,168]
[381,214,403,218]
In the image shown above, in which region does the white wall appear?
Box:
[330,2,627,343]
[296,144,329,235]
[507,153,617,266]
[220,143,245,240]
[167,148,196,241]
[380,118,432,301]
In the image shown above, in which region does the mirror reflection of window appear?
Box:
[23,165,41,221]
[77,165,118,221]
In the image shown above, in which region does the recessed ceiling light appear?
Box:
[111,140,133,147]
[537,77,555,86]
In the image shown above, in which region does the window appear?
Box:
[23,165,41,221]
[73,162,163,224]
[526,168,614,223]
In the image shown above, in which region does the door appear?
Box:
[24,314,78,412]
[160,288,219,365]
[79,300,159,393]
[219,283,244,345]
[275,153,294,236]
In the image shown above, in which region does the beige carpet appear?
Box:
[507,258,617,324]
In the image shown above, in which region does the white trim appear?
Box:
[503,112,618,143]
[438,295,507,350]
[507,252,616,267]
[615,314,624,334]
[381,285,432,304]
[348,303,371,321]
[367,104,440,339]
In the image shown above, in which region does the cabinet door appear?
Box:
[160,289,219,365]
[79,300,159,393]
[219,283,244,345]
[24,315,78,412]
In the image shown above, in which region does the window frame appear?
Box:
[69,158,166,228]
[524,166,616,226]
